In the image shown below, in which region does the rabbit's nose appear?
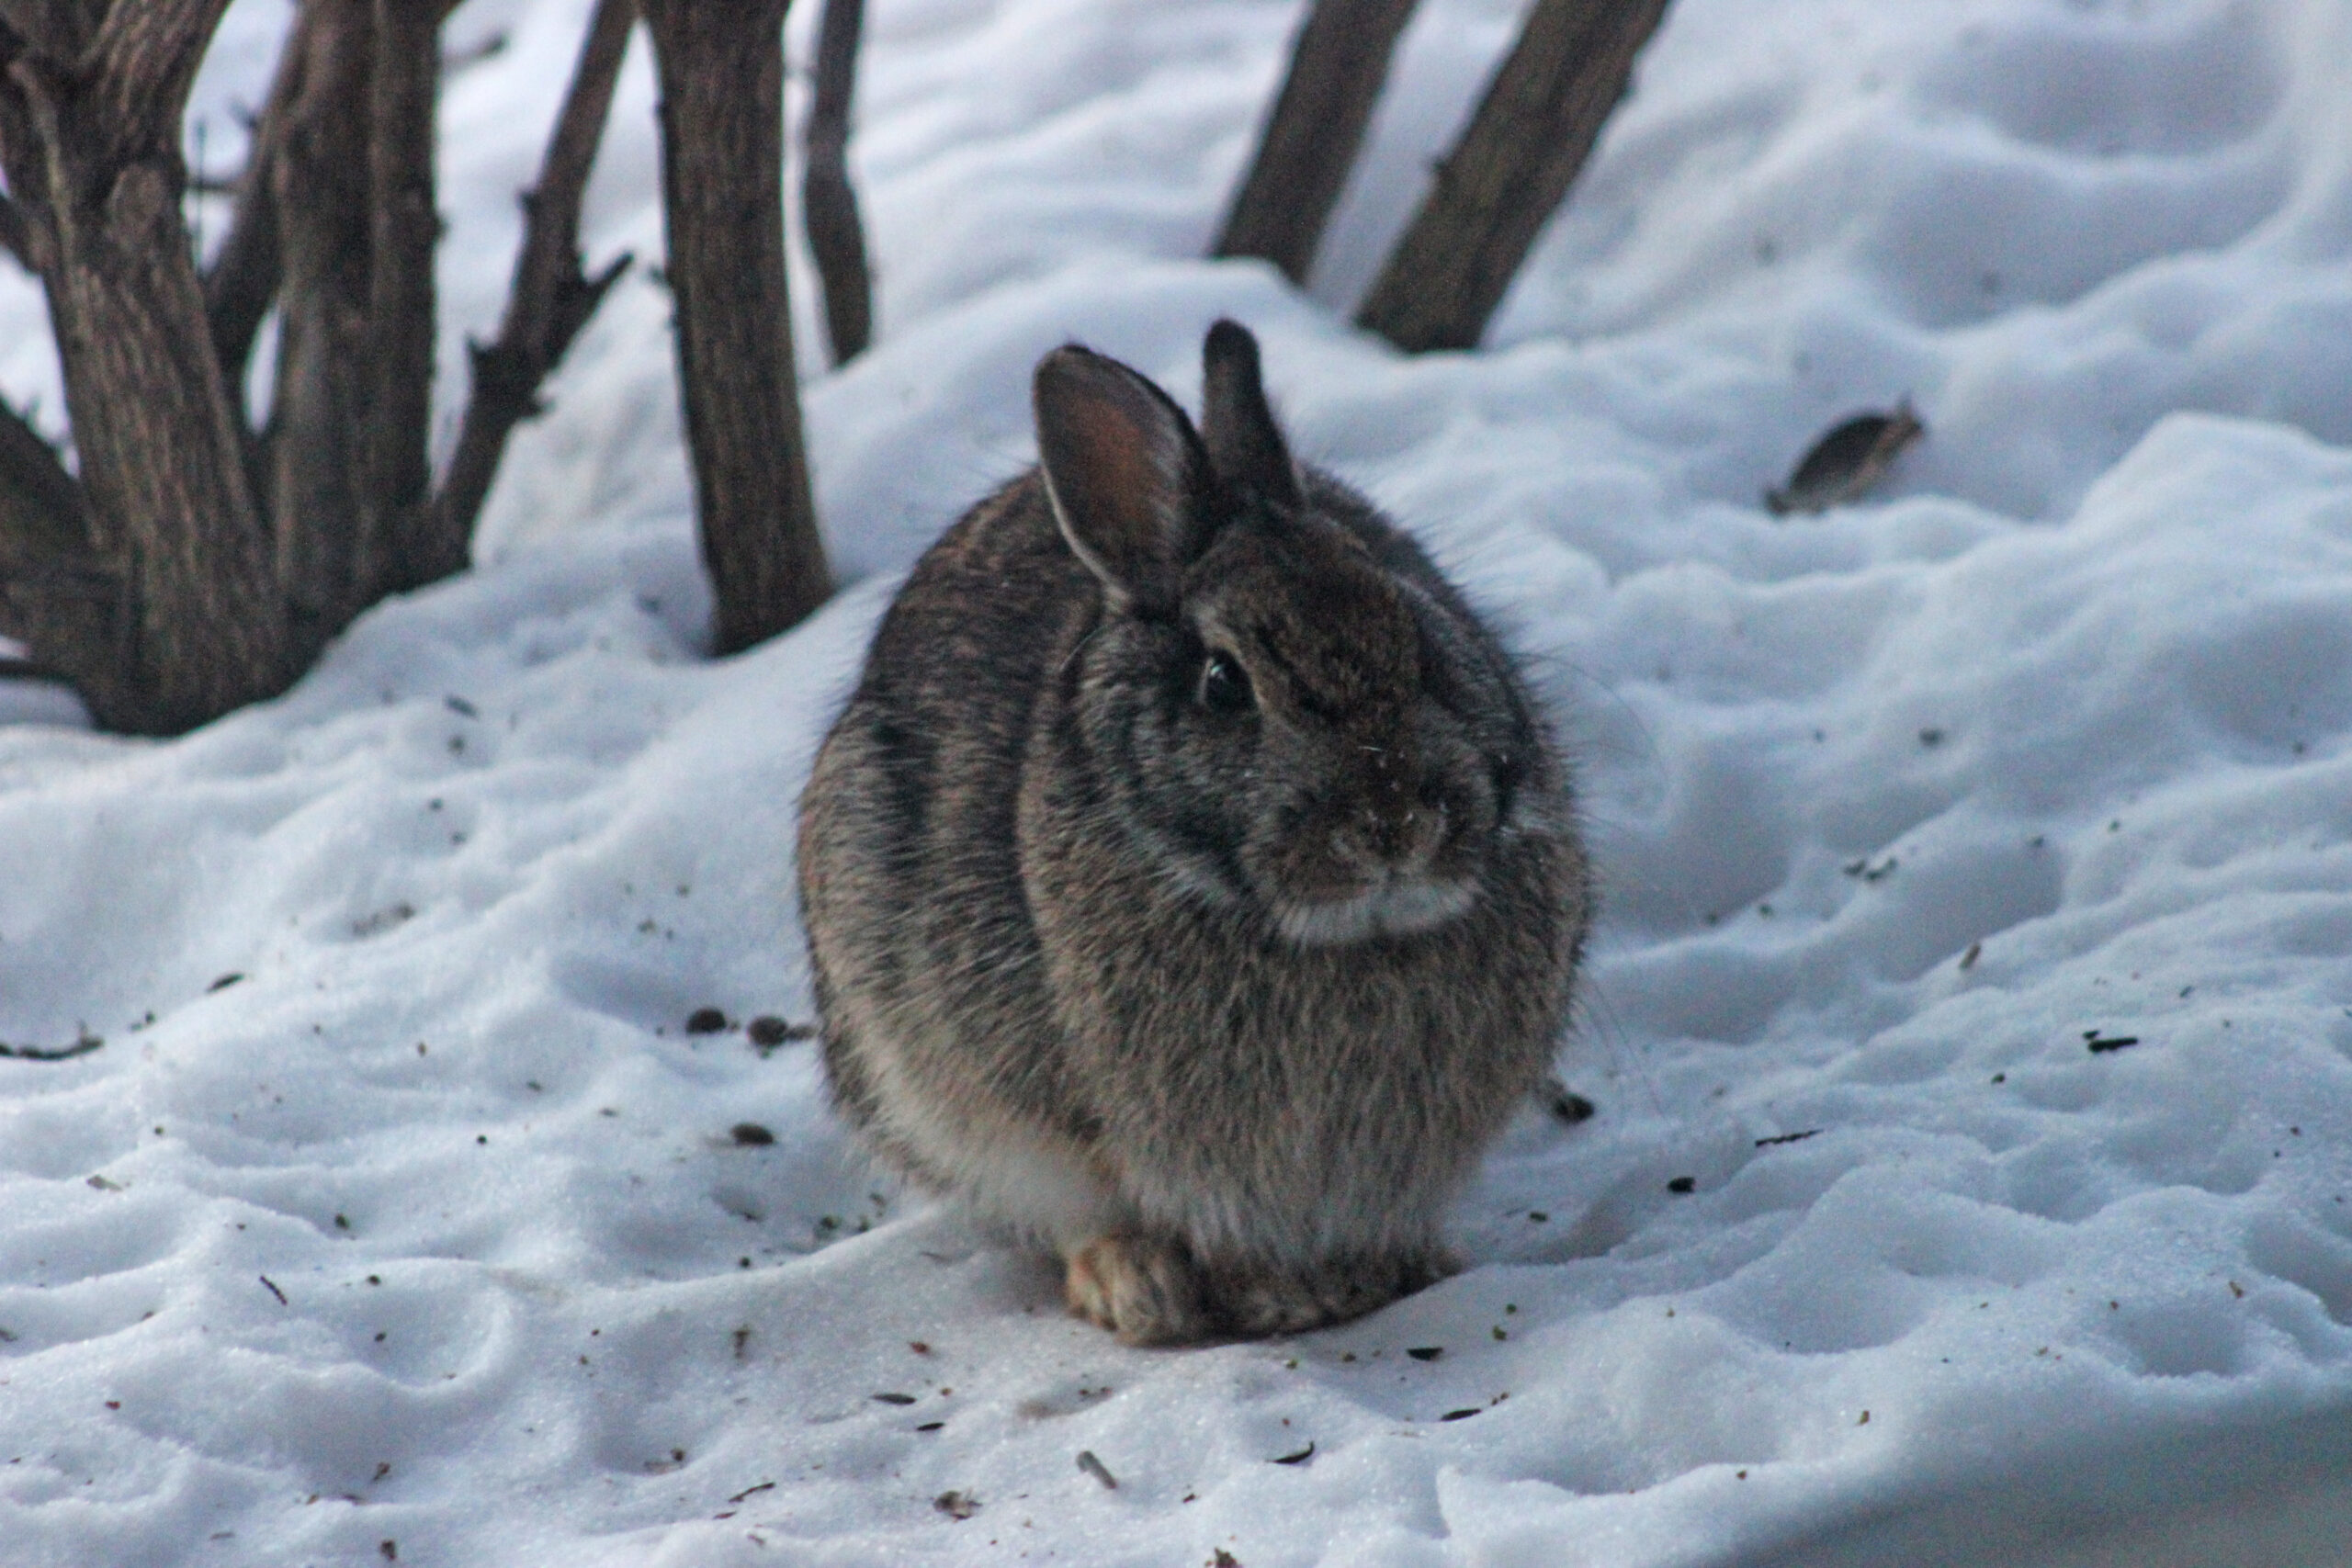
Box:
[1351,795,1444,872]
[1333,742,1447,871]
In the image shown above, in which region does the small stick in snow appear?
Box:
[260,1276,288,1305]
[0,1028,103,1061]
[1270,1442,1316,1465]
[727,1481,775,1504]
[1076,1450,1118,1489]
[2085,1032,2142,1054]
[747,1016,815,1052]
[1753,1129,1821,1148]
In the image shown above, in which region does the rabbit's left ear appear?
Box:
[1200,320,1302,511]
[1035,344,1216,619]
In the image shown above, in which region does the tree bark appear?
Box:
[358,0,446,598]
[640,0,831,655]
[434,0,634,545]
[802,0,869,365]
[1211,0,1419,288]
[0,0,631,733]
[0,0,289,732]
[202,0,314,393]
[1355,0,1669,353]
[0,400,130,720]
[264,0,375,660]
[0,186,32,268]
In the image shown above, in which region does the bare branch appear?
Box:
[434,0,635,544]
[0,399,93,646]
[1212,0,1419,287]
[0,397,133,720]
[802,0,869,364]
[0,24,60,276]
[0,185,28,269]
[0,2,88,61]
[204,0,320,388]
[0,395,78,539]
[87,0,236,152]
[1355,0,1670,352]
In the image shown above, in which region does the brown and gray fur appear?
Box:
[797,321,1590,1344]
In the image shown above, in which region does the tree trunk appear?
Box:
[802,0,871,366]
[360,0,447,597]
[640,0,831,655]
[260,0,447,661]
[1211,0,1419,288]
[0,2,289,732]
[1354,0,1669,353]
[0,0,700,732]
[265,0,376,661]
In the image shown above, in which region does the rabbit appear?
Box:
[797,320,1590,1345]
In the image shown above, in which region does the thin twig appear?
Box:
[433,0,635,545]
[204,2,318,385]
[0,1030,104,1060]
[802,0,870,364]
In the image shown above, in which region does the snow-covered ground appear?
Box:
[6,0,2352,1562]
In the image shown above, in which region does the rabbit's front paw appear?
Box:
[1064,1232,1212,1346]
[1217,1249,1460,1337]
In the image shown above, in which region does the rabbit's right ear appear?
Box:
[1200,320,1303,511]
[1035,344,1215,618]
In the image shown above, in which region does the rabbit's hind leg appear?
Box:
[1064,1231,1215,1346]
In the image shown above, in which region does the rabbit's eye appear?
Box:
[1198,651,1253,715]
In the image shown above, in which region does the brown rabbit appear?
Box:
[797,321,1589,1344]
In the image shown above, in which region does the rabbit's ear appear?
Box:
[1201,320,1302,511]
[1035,344,1216,618]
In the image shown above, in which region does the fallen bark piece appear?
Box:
[1767,400,1926,514]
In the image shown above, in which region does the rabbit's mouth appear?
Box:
[1272,874,1477,946]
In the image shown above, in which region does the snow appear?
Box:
[5,0,2352,1562]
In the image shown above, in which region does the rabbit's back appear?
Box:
[799,474,1105,1197]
